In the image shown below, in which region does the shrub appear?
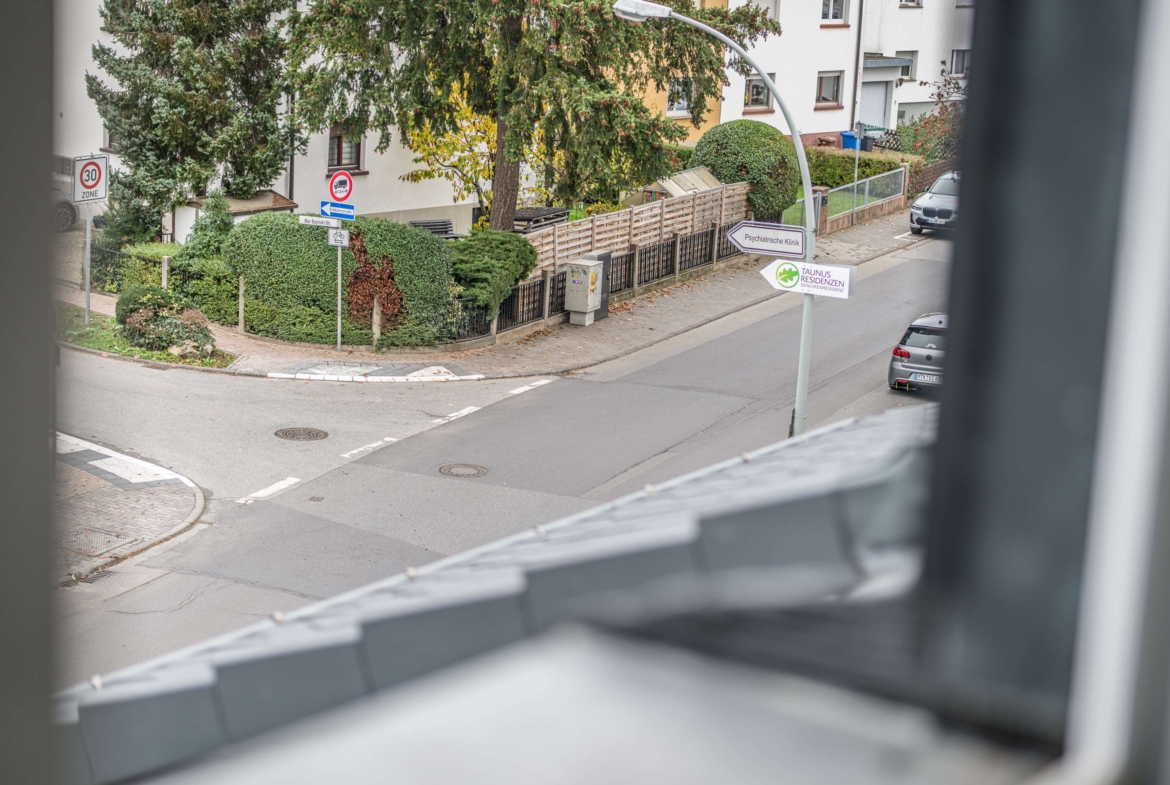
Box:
[694,120,800,218]
[450,230,538,319]
[805,148,917,188]
[223,212,450,345]
[178,190,234,262]
[118,242,183,289]
[180,256,237,324]
[101,175,161,248]
[115,285,214,354]
[585,202,621,216]
[666,143,696,173]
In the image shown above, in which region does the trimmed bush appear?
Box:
[223,212,451,346]
[666,143,696,173]
[450,230,538,320]
[180,256,237,324]
[177,190,234,262]
[115,285,214,355]
[118,242,183,290]
[805,147,917,188]
[694,120,800,218]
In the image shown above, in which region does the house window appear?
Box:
[816,71,843,106]
[896,50,918,79]
[822,0,845,20]
[752,0,780,18]
[745,73,775,108]
[667,79,694,116]
[328,125,361,169]
[52,155,73,176]
[951,49,971,77]
[101,126,117,153]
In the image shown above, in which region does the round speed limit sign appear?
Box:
[72,155,109,202]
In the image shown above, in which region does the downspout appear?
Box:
[849,0,867,129]
[287,91,296,202]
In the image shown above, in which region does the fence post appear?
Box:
[489,315,499,344]
[237,276,245,334]
[864,179,870,214]
[658,199,666,243]
[672,232,681,285]
[161,255,171,289]
[541,267,551,325]
[553,224,560,267]
[812,186,830,237]
[372,292,382,346]
[631,243,641,294]
[718,185,726,227]
[709,221,718,265]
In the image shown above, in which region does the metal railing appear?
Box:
[88,244,159,293]
[679,229,713,272]
[638,238,675,286]
[448,297,493,342]
[497,277,545,333]
[825,167,906,219]
[608,251,636,294]
[548,271,567,315]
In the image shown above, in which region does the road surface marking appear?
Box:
[508,379,555,395]
[431,406,480,425]
[268,372,485,383]
[339,437,398,459]
[893,231,916,241]
[237,477,300,504]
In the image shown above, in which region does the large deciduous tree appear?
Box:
[289,1,778,230]
[87,0,301,215]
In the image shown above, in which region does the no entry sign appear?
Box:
[328,170,354,202]
[73,155,109,203]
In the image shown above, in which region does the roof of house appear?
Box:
[644,166,724,197]
[186,190,297,217]
[55,404,938,785]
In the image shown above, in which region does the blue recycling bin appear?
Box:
[841,130,860,150]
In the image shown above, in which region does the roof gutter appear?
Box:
[849,0,866,129]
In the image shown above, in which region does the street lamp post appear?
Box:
[612,0,820,435]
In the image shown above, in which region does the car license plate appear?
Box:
[927,218,942,224]
[911,373,940,383]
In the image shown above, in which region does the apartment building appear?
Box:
[52,0,476,241]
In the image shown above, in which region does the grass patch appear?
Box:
[56,302,235,368]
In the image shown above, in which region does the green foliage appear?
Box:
[805,148,915,188]
[450,230,538,319]
[115,285,183,324]
[56,302,233,368]
[585,202,621,216]
[178,256,238,324]
[223,212,450,345]
[114,285,214,353]
[100,174,160,248]
[178,190,235,262]
[288,0,778,224]
[896,64,966,164]
[695,120,800,218]
[667,144,696,173]
[87,0,302,212]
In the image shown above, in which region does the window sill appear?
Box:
[326,168,369,177]
[666,111,693,119]
[814,103,845,111]
[742,107,775,115]
[898,2,923,7]
[820,22,850,28]
[99,147,117,155]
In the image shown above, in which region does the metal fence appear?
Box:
[679,229,713,272]
[497,277,545,333]
[548,271,567,316]
[637,238,675,286]
[824,167,906,219]
[716,221,739,260]
[88,244,158,292]
[448,297,493,342]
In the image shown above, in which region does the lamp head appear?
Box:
[612,0,674,23]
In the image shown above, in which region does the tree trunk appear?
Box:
[489,115,521,232]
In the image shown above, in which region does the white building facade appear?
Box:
[53,0,477,242]
[723,0,974,144]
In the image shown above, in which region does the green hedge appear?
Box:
[666,143,696,173]
[694,120,799,217]
[805,147,918,188]
[223,212,451,346]
[450,230,538,320]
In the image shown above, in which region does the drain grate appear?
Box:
[275,428,329,441]
[78,571,115,584]
[439,463,489,478]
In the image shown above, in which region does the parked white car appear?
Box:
[910,172,959,234]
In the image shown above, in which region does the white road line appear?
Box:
[339,437,398,459]
[268,373,486,383]
[432,406,480,425]
[237,477,300,504]
[509,379,555,395]
[893,231,916,241]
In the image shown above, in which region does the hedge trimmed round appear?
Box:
[694,119,800,219]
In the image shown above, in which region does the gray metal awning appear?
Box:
[864,56,914,69]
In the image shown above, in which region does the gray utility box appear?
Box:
[583,250,611,320]
[565,259,605,326]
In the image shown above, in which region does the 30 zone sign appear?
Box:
[73,155,109,203]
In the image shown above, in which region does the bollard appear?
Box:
[161,255,171,289]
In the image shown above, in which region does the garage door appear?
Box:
[860,82,889,129]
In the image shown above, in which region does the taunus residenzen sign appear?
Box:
[760,259,852,299]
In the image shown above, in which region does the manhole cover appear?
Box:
[439,463,489,478]
[275,428,329,441]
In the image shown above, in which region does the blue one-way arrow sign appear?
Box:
[320,201,356,220]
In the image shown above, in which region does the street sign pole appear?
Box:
[621,2,820,433]
[84,201,92,325]
[336,245,342,352]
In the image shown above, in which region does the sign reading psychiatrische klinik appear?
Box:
[760,259,852,299]
[727,220,806,258]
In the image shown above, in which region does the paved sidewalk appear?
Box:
[54,434,204,582]
[55,208,923,380]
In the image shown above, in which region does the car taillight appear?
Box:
[892,346,910,361]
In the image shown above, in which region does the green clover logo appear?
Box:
[775,262,800,289]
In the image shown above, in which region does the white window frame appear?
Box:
[815,71,844,107]
[744,73,775,109]
[822,0,846,21]
[667,79,694,117]
[752,0,780,19]
[896,50,918,80]
[951,49,971,77]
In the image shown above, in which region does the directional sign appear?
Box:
[328,170,354,202]
[760,259,852,299]
[72,154,109,203]
[327,228,350,247]
[320,201,355,220]
[727,220,806,258]
[299,215,340,228]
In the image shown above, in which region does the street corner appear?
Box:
[265,360,485,383]
[54,433,204,582]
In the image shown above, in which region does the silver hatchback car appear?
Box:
[889,313,947,391]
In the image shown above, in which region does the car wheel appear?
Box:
[54,202,76,233]
[910,226,923,235]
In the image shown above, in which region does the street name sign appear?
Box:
[327,228,350,247]
[320,201,356,220]
[727,220,806,258]
[299,215,340,228]
[328,170,354,202]
[760,259,852,299]
[72,154,109,203]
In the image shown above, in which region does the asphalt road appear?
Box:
[55,237,950,685]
